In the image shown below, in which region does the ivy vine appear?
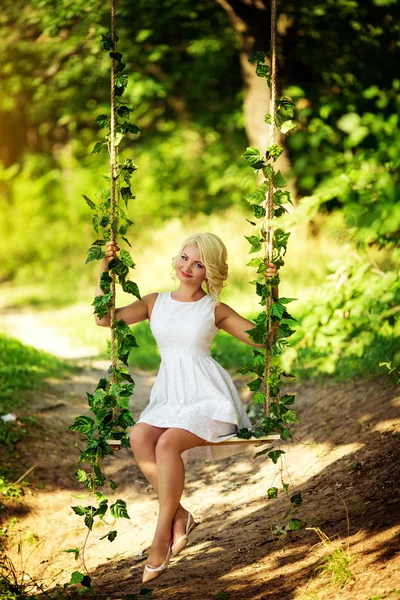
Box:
[239,51,302,531]
[67,30,140,589]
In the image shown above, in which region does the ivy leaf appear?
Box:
[124,123,140,134]
[85,512,94,531]
[69,416,95,437]
[273,170,287,188]
[83,194,96,210]
[75,469,88,483]
[282,410,299,424]
[69,571,91,588]
[248,377,262,391]
[281,394,295,405]
[71,505,85,516]
[85,246,105,264]
[281,120,296,134]
[91,142,104,154]
[290,492,303,506]
[253,391,266,405]
[253,204,265,219]
[109,479,118,490]
[270,302,286,321]
[249,51,267,63]
[267,487,279,499]
[242,147,264,169]
[288,518,303,531]
[264,113,272,124]
[120,249,135,268]
[121,187,133,202]
[244,182,268,205]
[100,530,118,542]
[281,428,292,440]
[256,63,269,78]
[63,547,80,560]
[95,114,110,128]
[100,271,112,294]
[245,235,263,254]
[268,449,285,464]
[267,144,283,161]
[110,499,130,520]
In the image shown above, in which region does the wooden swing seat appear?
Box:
[107,433,280,449]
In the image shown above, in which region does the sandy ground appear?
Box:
[1,312,399,599]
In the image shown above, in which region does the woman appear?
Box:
[95,233,277,582]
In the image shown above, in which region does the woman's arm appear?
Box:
[215,263,279,347]
[95,241,154,327]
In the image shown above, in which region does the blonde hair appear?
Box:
[173,233,228,303]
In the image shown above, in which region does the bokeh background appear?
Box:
[0,0,399,396]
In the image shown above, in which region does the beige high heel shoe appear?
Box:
[142,543,173,583]
[171,511,197,556]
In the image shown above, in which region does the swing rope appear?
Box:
[109,0,118,380]
[263,0,278,418]
[106,0,281,447]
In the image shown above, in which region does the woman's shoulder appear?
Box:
[214,301,236,321]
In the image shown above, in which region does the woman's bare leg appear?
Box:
[130,423,188,529]
[146,428,207,568]
[129,423,165,492]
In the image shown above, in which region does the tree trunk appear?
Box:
[216,0,293,186]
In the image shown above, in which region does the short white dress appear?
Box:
[136,292,252,460]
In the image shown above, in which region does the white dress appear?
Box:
[136,292,252,460]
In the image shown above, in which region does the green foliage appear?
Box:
[0,334,75,412]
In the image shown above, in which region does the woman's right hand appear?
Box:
[101,241,120,270]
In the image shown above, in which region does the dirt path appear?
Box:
[3,362,399,600]
[1,312,399,599]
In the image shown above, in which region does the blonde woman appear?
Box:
[95,233,277,583]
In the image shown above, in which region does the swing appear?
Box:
[106,0,283,450]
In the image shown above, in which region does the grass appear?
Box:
[308,527,355,588]
[0,333,76,414]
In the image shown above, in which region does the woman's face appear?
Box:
[175,244,207,287]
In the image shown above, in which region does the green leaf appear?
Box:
[270,302,286,321]
[282,410,298,424]
[264,113,272,124]
[100,530,118,542]
[249,51,266,63]
[273,170,287,188]
[120,249,135,268]
[110,499,130,520]
[267,487,279,499]
[75,470,88,483]
[288,518,303,531]
[267,144,283,161]
[281,394,295,405]
[84,513,94,530]
[290,492,303,506]
[91,142,104,155]
[253,204,265,219]
[281,428,292,441]
[95,114,110,128]
[245,235,263,254]
[242,147,264,169]
[256,63,269,78]
[244,182,268,205]
[63,547,80,560]
[248,377,262,391]
[100,271,112,293]
[71,505,85,516]
[85,246,105,264]
[280,120,296,134]
[83,194,96,209]
[109,479,118,490]
[268,449,285,464]
[253,391,266,405]
[69,416,95,437]
[216,593,231,600]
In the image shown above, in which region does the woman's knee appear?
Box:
[155,431,181,458]
[129,423,157,453]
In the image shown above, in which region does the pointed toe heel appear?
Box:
[142,544,172,583]
[171,512,198,557]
